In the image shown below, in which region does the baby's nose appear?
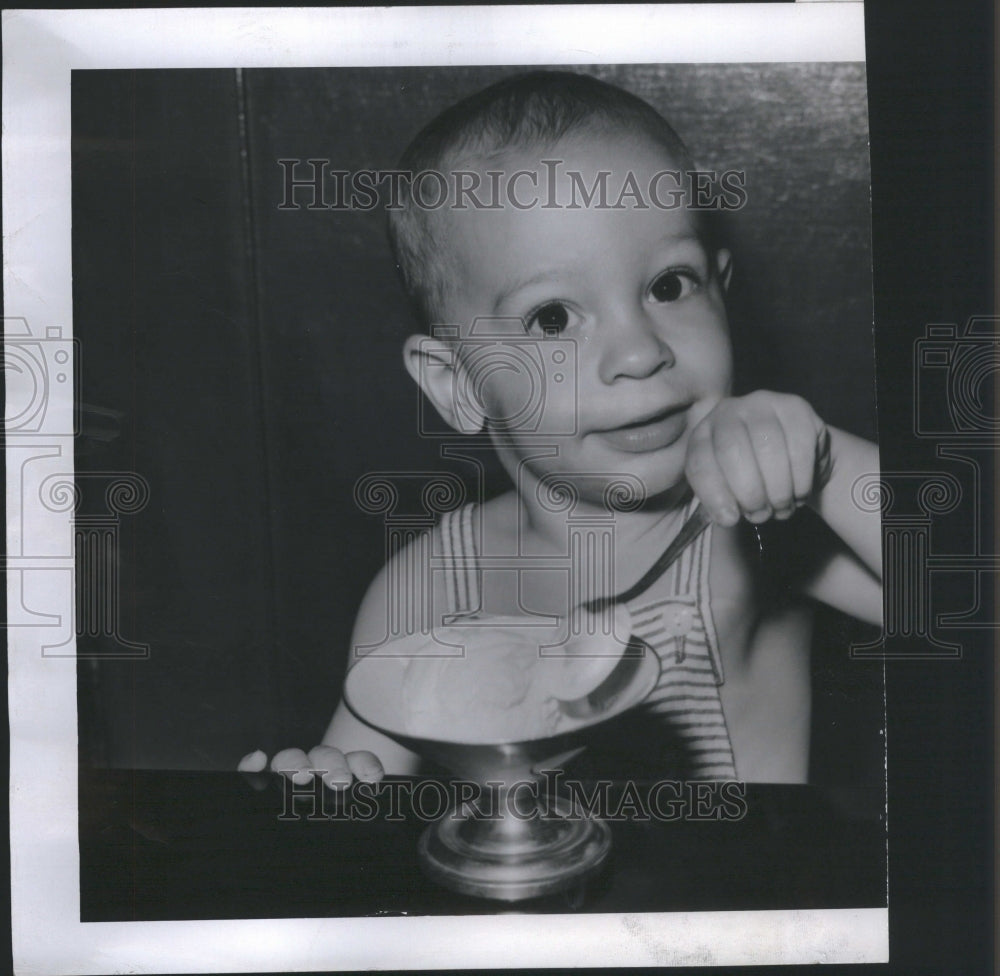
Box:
[597,310,674,383]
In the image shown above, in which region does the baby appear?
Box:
[241,71,881,787]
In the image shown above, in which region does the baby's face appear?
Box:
[438,130,733,502]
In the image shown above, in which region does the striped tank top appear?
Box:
[437,500,738,780]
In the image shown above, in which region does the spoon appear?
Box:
[555,503,711,719]
[581,502,711,614]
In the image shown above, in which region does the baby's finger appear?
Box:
[237,749,268,773]
[712,421,770,522]
[748,417,795,518]
[778,413,821,503]
[237,750,271,792]
[271,747,314,785]
[767,394,830,503]
[686,423,739,525]
[346,750,385,784]
[308,744,353,789]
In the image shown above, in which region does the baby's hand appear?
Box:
[685,391,832,526]
[237,746,384,788]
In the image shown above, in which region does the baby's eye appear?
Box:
[527,302,572,335]
[649,269,700,304]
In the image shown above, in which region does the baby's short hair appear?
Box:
[387,70,698,330]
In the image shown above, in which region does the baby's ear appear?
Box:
[715,248,733,292]
[402,333,485,434]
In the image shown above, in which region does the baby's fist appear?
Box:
[685,392,831,526]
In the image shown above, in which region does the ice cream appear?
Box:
[394,606,632,744]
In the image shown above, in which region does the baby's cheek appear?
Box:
[688,322,734,395]
[477,364,536,426]
[481,359,580,434]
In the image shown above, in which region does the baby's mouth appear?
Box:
[596,404,690,453]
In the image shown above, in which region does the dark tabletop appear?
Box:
[79,768,886,921]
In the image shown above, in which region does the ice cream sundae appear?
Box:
[393,605,632,743]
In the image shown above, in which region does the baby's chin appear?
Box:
[492,432,691,509]
[595,442,693,503]
[528,466,689,514]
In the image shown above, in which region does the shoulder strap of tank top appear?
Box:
[684,498,723,683]
[627,497,736,778]
[628,493,723,684]
[438,503,481,616]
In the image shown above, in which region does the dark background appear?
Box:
[72,62,880,773]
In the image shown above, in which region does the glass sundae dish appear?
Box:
[344,606,660,902]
